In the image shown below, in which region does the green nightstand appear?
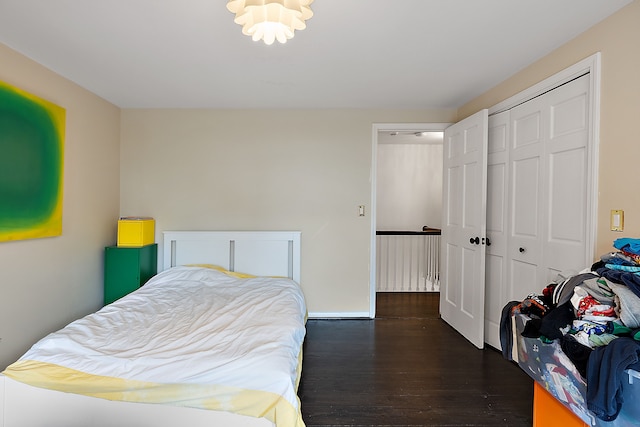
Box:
[104,243,157,305]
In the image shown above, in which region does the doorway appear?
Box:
[370,123,449,318]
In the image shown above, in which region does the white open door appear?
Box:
[439,109,489,349]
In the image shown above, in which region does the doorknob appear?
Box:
[470,237,480,245]
[483,237,491,246]
[519,247,526,253]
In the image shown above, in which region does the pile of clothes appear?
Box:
[501,237,640,422]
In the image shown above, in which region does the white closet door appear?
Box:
[541,75,592,277]
[508,74,591,302]
[440,109,488,349]
[508,93,545,302]
[484,111,510,350]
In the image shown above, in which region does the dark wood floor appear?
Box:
[298,292,533,427]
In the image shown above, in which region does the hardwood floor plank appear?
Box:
[298,293,533,426]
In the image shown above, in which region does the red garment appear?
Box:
[577,295,599,318]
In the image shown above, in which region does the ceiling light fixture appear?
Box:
[226,0,314,45]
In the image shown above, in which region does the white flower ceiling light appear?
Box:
[226,0,314,45]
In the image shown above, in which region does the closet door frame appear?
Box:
[489,53,600,267]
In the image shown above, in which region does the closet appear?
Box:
[485,74,594,349]
[440,56,598,349]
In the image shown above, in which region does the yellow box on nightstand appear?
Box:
[117,217,155,247]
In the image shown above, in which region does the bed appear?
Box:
[0,230,306,427]
[502,243,640,426]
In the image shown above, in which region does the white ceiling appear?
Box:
[0,0,632,109]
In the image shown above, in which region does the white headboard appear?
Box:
[162,231,301,283]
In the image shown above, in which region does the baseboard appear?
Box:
[307,312,372,319]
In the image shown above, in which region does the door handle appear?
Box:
[482,237,491,246]
[470,237,480,245]
[519,247,526,253]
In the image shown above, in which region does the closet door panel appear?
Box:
[513,111,541,149]
[508,96,545,301]
[511,157,540,237]
[487,163,507,237]
[487,111,509,254]
[509,259,538,301]
[510,155,542,279]
[544,75,591,273]
[485,111,510,350]
[442,162,463,306]
[550,91,587,139]
[548,148,586,243]
[446,165,463,226]
[485,254,505,347]
[464,162,481,229]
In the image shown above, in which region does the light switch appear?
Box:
[358,205,365,217]
[611,210,624,232]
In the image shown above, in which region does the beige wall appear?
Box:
[120,109,456,315]
[0,44,121,369]
[458,0,640,258]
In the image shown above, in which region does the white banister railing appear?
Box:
[376,231,440,292]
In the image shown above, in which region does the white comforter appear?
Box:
[3,266,307,427]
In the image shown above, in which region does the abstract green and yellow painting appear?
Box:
[0,81,65,242]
